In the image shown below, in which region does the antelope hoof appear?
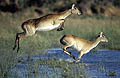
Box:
[73,60,80,63]
[71,55,76,60]
[57,29,61,31]
[17,50,19,53]
[75,60,80,63]
[57,26,64,31]
[61,27,64,30]
[17,48,20,53]
[13,46,16,50]
[57,28,64,31]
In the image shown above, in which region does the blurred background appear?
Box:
[0,0,120,16]
[0,0,120,78]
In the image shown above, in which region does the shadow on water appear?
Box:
[10,48,120,78]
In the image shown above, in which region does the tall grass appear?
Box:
[0,8,120,77]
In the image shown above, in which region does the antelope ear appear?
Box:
[72,4,75,9]
[100,32,103,37]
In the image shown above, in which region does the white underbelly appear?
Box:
[83,50,90,54]
[73,44,91,54]
[36,24,60,31]
[73,43,82,51]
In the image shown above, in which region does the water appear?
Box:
[10,48,120,78]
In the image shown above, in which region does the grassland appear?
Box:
[0,7,120,77]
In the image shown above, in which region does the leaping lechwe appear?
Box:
[13,4,81,52]
[60,32,108,62]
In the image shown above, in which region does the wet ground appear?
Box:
[10,48,120,78]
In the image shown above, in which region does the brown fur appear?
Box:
[60,32,108,62]
[13,4,81,52]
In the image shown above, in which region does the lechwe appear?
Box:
[60,32,108,62]
[13,4,81,52]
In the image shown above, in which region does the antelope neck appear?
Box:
[59,9,72,19]
[91,38,101,48]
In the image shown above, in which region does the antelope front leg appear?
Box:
[62,46,76,60]
[75,51,84,63]
[64,50,76,60]
[64,50,75,60]
[57,22,64,31]
[56,19,65,31]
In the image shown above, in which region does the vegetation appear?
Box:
[107,71,117,76]
[0,0,120,16]
[8,58,86,78]
[36,58,86,78]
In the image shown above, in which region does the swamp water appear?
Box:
[10,49,120,78]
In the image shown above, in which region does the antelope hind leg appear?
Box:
[13,33,19,50]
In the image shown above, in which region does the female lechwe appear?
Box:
[60,32,108,62]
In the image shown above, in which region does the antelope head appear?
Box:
[71,4,81,15]
[99,32,108,42]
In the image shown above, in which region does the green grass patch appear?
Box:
[107,71,117,76]
[34,58,86,78]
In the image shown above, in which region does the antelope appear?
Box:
[13,4,81,52]
[60,32,108,62]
